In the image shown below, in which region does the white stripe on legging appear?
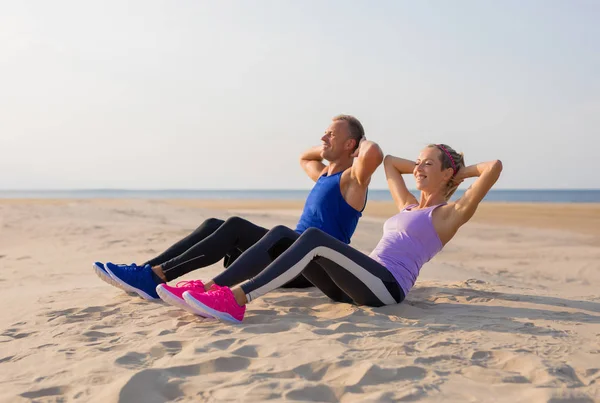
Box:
[246,246,396,305]
[163,254,205,273]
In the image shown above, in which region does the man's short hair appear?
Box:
[333,114,364,151]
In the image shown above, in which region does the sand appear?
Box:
[0,199,599,402]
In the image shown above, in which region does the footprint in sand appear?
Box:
[244,381,289,401]
[44,305,121,324]
[89,324,113,331]
[584,368,599,378]
[58,347,76,357]
[209,329,233,337]
[335,334,361,345]
[544,364,585,388]
[117,368,185,402]
[1,327,37,340]
[20,386,70,400]
[118,357,252,399]
[501,375,530,383]
[81,330,118,342]
[467,350,585,388]
[546,397,595,403]
[415,354,464,365]
[231,345,259,358]
[348,363,428,386]
[171,357,251,376]
[115,352,152,369]
[285,384,338,403]
[159,340,185,355]
[292,361,339,382]
[471,350,494,363]
[206,338,237,351]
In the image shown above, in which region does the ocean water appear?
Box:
[0,189,599,203]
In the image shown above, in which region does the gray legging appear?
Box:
[230,226,405,307]
[143,216,312,288]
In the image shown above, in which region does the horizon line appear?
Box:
[1,188,599,192]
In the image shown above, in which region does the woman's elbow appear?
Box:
[492,160,503,173]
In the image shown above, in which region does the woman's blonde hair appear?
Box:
[428,144,465,200]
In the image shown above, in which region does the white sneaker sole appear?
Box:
[156,285,213,318]
[93,263,129,292]
[104,265,157,301]
[182,291,243,324]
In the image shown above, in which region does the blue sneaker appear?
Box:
[93,262,138,293]
[104,262,160,300]
[93,262,116,287]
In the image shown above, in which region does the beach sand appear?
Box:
[0,199,599,402]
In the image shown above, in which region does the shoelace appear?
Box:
[209,287,242,312]
[208,284,225,294]
[208,286,232,303]
[175,280,205,288]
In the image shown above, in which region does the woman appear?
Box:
[168,144,503,323]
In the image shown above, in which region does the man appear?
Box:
[95,114,383,305]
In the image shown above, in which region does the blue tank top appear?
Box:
[295,171,364,244]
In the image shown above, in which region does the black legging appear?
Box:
[229,226,404,307]
[143,217,312,288]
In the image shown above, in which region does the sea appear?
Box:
[0,189,599,203]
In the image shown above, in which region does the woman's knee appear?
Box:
[297,227,330,248]
[302,227,329,240]
[223,216,249,228]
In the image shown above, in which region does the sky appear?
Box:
[1,0,598,190]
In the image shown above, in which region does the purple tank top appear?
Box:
[369,203,445,296]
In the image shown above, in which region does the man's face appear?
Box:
[320,120,353,162]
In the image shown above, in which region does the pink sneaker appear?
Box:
[182,285,246,323]
[156,280,212,318]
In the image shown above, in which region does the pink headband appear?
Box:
[437,144,457,175]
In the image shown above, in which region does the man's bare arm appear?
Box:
[300,145,327,182]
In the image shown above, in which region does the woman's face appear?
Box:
[414,147,453,192]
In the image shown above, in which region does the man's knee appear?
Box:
[201,217,224,231]
[269,225,296,238]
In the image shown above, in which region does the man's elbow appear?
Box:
[365,144,384,166]
[299,152,312,167]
